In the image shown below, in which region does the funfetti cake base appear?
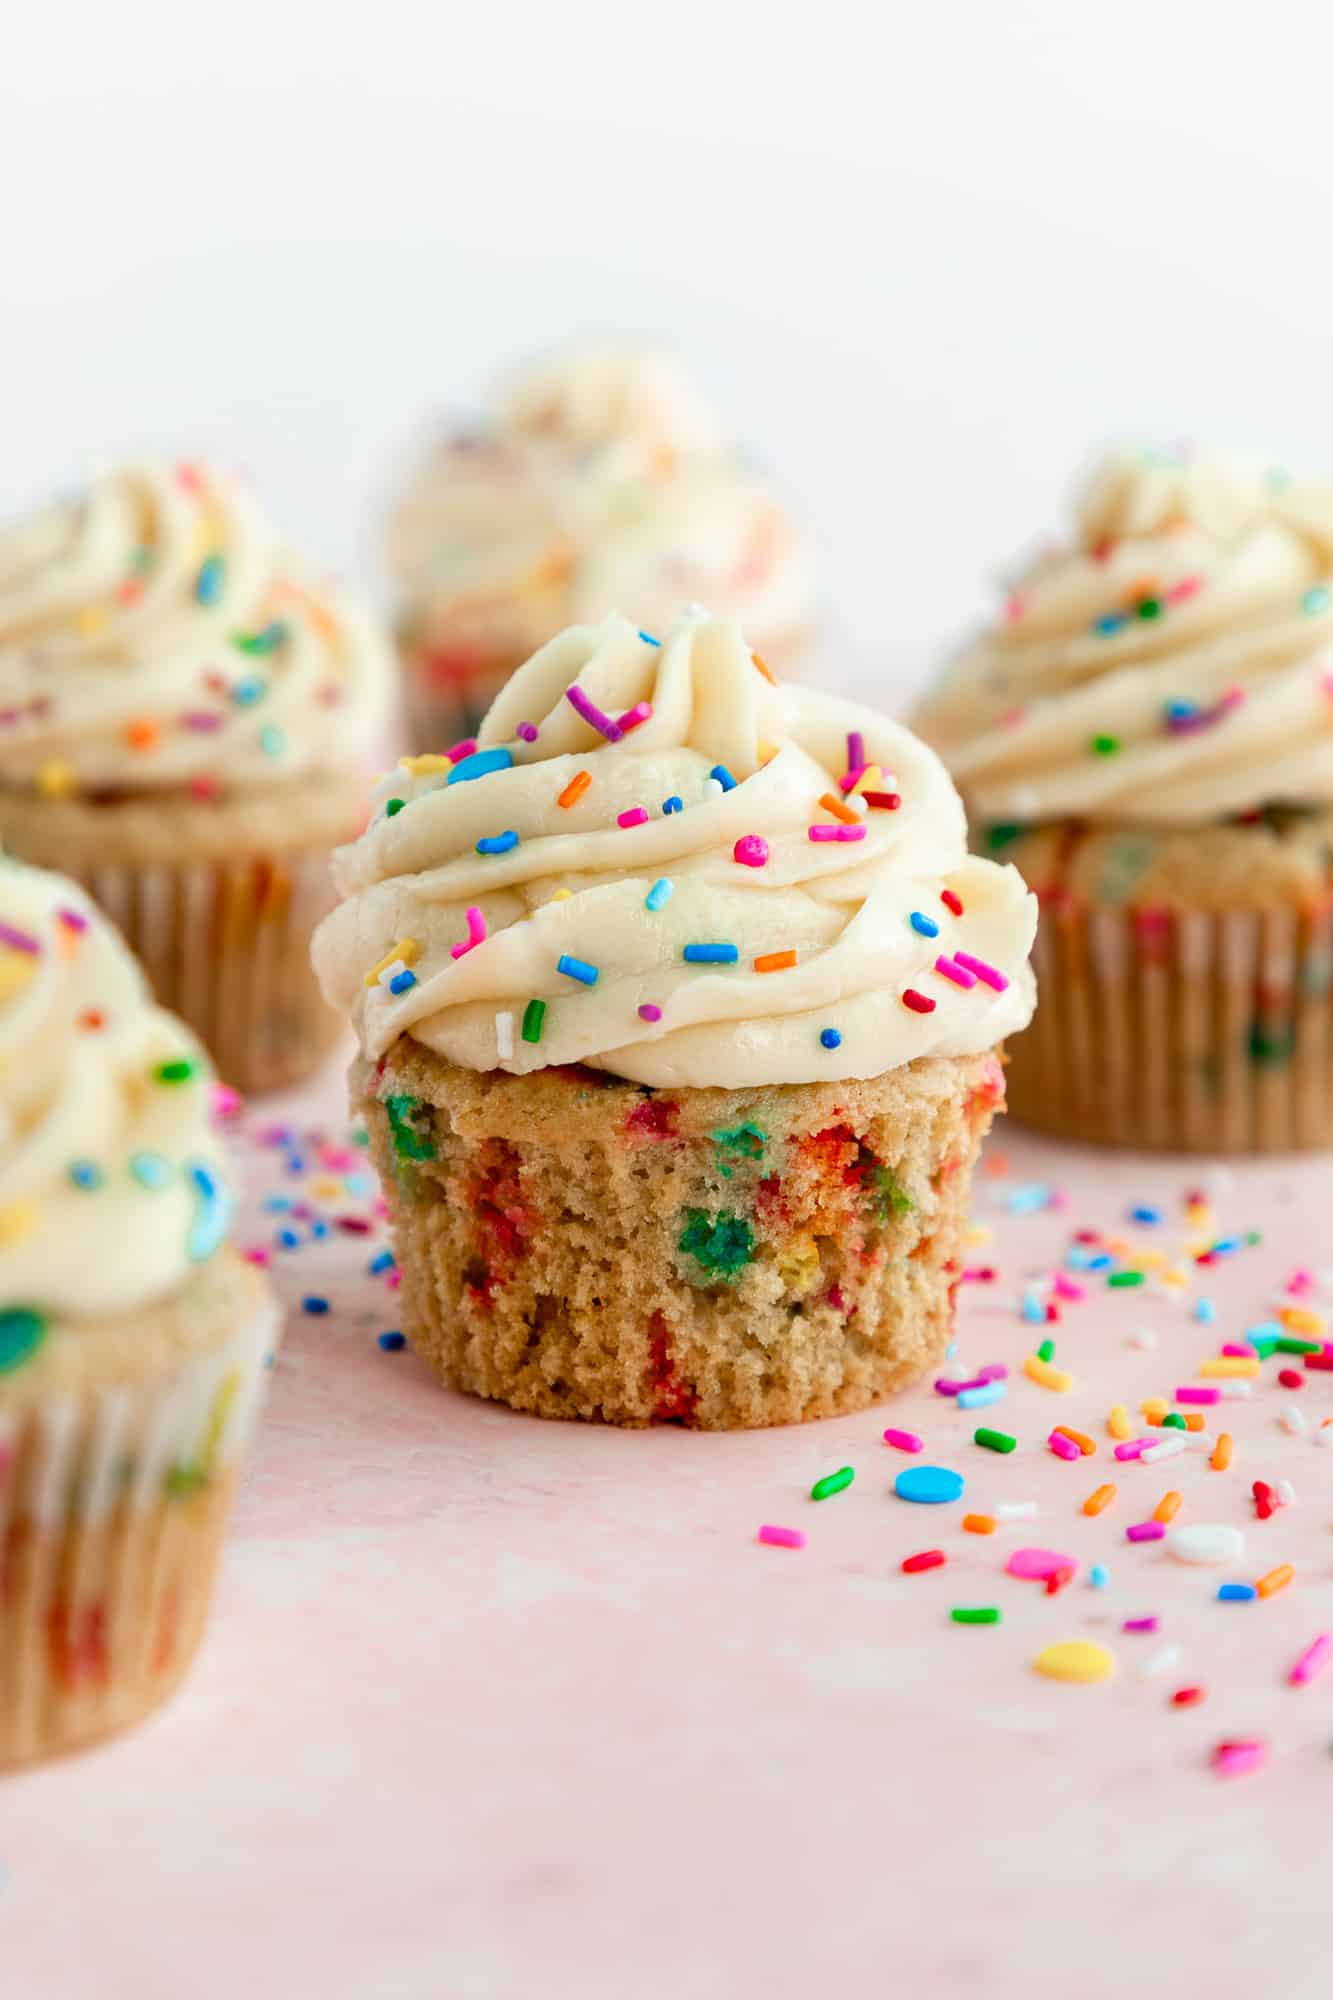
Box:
[316,609,1037,1428]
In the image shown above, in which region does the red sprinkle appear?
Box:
[902,989,936,1014]
[901,1549,947,1574]
[1172,1686,1206,1707]
[940,889,963,915]
[860,791,901,810]
[1278,1368,1304,1390]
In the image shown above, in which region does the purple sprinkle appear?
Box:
[616,701,653,733]
[638,1003,663,1023]
[933,1377,964,1396]
[565,684,623,742]
[182,709,223,731]
[516,722,539,743]
[846,730,865,777]
[1123,1616,1160,1633]
[1126,1521,1166,1543]
[56,907,88,933]
[0,923,41,956]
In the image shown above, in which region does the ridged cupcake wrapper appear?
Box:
[0,1299,279,1770]
[1007,900,1333,1152]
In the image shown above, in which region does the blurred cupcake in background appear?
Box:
[0,859,279,1768]
[0,460,392,1093]
[914,444,1333,1152]
[387,339,814,751]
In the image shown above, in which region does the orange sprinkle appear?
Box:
[1108,1405,1131,1441]
[1211,1433,1233,1471]
[1054,1426,1096,1457]
[1256,1564,1294,1600]
[1154,1490,1182,1524]
[557,771,592,809]
[125,717,160,751]
[754,949,798,974]
[1278,1304,1325,1337]
[818,791,860,826]
[1083,1483,1117,1517]
[962,1513,996,1535]
[750,652,777,685]
[115,577,145,607]
[1144,1412,1164,1428]
[1182,1412,1205,1433]
[983,1152,1011,1179]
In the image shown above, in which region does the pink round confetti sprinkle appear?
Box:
[1006,1548,1077,1581]
[733,835,770,867]
[883,1428,923,1453]
[638,1003,663,1023]
[758,1524,805,1551]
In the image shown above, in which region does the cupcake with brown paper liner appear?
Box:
[387,340,815,753]
[914,444,1333,1152]
[0,459,392,1093]
[313,608,1035,1429]
[0,858,279,1768]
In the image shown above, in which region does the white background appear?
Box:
[7,0,1333,698]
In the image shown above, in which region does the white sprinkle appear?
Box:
[1139,1643,1182,1682]
[1141,1432,1188,1465]
[1315,1425,1333,1448]
[1218,1380,1253,1399]
[847,791,869,816]
[703,777,724,800]
[1281,1405,1308,1436]
[495,1011,515,1062]
[1129,1326,1157,1351]
[993,1501,1039,1521]
[1186,1429,1218,1453]
[1167,1521,1244,1566]
[1276,1478,1298,1507]
[376,958,407,994]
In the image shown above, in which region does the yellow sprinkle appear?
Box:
[1108,1404,1131,1441]
[0,1202,38,1247]
[964,1223,993,1248]
[0,956,36,1003]
[309,1177,343,1202]
[775,1235,821,1294]
[849,763,885,796]
[1135,1248,1168,1273]
[37,760,76,798]
[76,606,107,637]
[398,754,451,775]
[1278,1305,1325,1337]
[199,1369,242,1478]
[547,888,573,903]
[1199,1357,1261,1379]
[1140,1397,1169,1421]
[363,938,419,988]
[1033,1640,1116,1685]
[1024,1355,1074,1392]
[1160,1266,1190,1290]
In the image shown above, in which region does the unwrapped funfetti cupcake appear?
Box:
[915,446,1333,1152]
[388,340,813,751]
[0,859,278,1768]
[0,459,392,1093]
[314,610,1036,1428]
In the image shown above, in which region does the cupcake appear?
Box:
[0,459,392,1094]
[914,445,1333,1152]
[387,340,814,752]
[313,609,1036,1428]
[0,859,279,1768]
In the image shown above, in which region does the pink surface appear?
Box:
[5,1071,1333,2000]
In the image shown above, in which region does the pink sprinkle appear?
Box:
[961,1266,997,1283]
[952,951,1009,992]
[243,1246,271,1267]
[182,710,222,731]
[1048,1430,1080,1462]
[1287,1269,1315,1296]
[638,1003,663,1023]
[838,768,867,792]
[1123,1616,1159,1634]
[1053,1273,1085,1301]
[733,834,770,867]
[515,722,539,743]
[565,684,622,741]
[934,955,976,989]
[211,1082,243,1119]
[1000,705,1028,729]
[446,738,478,764]
[387,1269,402,1290]
[977,1363,1008,1382]
[1213,1739,1267,1779]
[1176,1386,1220,1405]
[934,1378,964,1397]
[1006,1548,1077,1581]
[189,775,220,801]
[883,1428,923,1453]
[320,1146,361,1170]
[1289,1633,1333,1686]
[1221,1343,1256,1358]
[1004,592,1027,623]
[616,701,653,734]
[1126,1520,1165,1543]
[1115,1439,1152,1461]
[451,906,488,960]
[617,806,650,829]
[808,824,867,843]
[758,1524,805,1550]
[1165,574,1203,605]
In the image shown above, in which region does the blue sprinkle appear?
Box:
[1303,585,1331,616]
[683,943,739,965]
[909,912,940,939]
[1193,1298,1216,1324]
[710,764,738,792]
[276,1227,301,1250]
[302,1296,330,1315]
[344,1172,376,1199]
[638,631,660,646]
[1130,1203,1163,1224]
[819,1027,842,1050]
[645,878,674,912]
[186,1160,232,1263]
[1084,1252,1113,1272]
[259,724,286,757]
[310,1219,330,1240]
[894,1465,965,1505]
[129,1151,173,1190]
[369,1250,396,1275]
[476,830,519,855]
[1164,698,1197,722]
[284,1155,307,1176]
[448,746,513,785]
[379,1330,407,1351]
[68,1159,102,1190]
[1211,1236,1243,1256]
[557,953,599,986]
[956,1380,1006,1410]
[1089,1563,1110,1590]
[388,969,418,995]
[1094,612,1128,636]
[1006,1182,1051,1215]
[195,554,225,606]
[1218,1583,1258,1603]
[662,796,684,815]
[232,676,267,706]
[1020,1293,1047,1325]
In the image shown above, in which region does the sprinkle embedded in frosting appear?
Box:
[0,459,391,796]
[914,446,1333,827]
[313,609,1037,1088]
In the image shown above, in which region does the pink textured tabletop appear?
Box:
[5,1061,1332,2000]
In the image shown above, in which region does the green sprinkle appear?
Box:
[870,1165,914,1221]
[1249,1333,1279,1360]
[986,823,1025,851]
[1276,1335,1323,1355]
[1135,597,1162,621]
[1108,1270,1144,1288]
[810,1466,855,1501]
[951,1606,1001,1625]
[1036,1338,1055,1364]
[521,998,546,1045]
[384,1093,435,1162]
[1248,1022,1295,1068]
[974,1427,1016,1454]
[164,1461,208,1498]
[713,1122,766,1160]
[1303,585,1331,616]
[259,724,287,758]
[1161,1412,1187,1430]
[1091,734,1121,756]
[385,798,406,817]
[0,1306,47,1373]
[677,1208,755,1280]
[154,1058,198,1085]
[231,621,287,655]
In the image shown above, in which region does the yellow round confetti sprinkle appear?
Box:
[1033,1640,1116,1684]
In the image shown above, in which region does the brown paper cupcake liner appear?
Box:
[0,1297,278,1770]
[1007,898,1333,1152]
[358,1044,1006,1429]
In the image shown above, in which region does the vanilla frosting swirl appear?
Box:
[0,460,391,795]
[0,860,232,1321]
[388,343,812,666]
[914,447,1333,827]
[313,611,1036,1088]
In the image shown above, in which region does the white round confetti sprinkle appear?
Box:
[1276,1478,1297,1507]
[1167,1522,1246,1566]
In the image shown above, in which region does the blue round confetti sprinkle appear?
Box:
[1089,1564,1110,1590]
[894,1465,965,1505]
[378,1330,407,1352]
[276,1227,301,1250]
[232,675,267,706]
[819,1027,842,1050]
[1130,1204,1162,1225]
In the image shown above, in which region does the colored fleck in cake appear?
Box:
[0,860,279,1768]
[386,339,814,752]
[0,459,392,1093]
[914,445,1333,1152]
[314,609,1036,1427]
